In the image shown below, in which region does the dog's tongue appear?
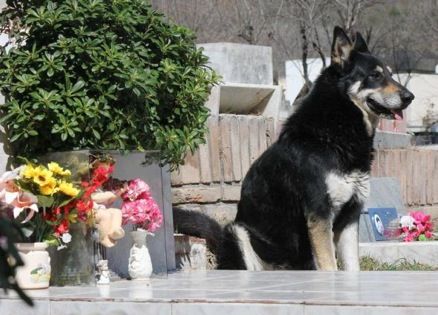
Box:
[391,110,404,121]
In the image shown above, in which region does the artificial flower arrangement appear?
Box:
[0,156,163,250]
[0,160,114,248]
[398,211,434,242]
[119,178,162,233]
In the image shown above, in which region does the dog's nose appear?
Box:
[400,90,414,105]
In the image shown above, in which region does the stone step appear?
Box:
[360,241,438,267]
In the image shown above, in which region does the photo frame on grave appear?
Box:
[367,208,399,241]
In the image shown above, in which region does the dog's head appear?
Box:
[331,26,414,120]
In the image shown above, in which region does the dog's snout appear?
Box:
[400,90,414,105]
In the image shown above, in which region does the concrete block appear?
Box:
[215,84,282,119]
[258,85,283,120]
[205,85,220,115]
[177,150,200,185]
[373,131,412,149]
[229,116,242,181]
[219,115,233,182]
[258,117,267,154]
[249,117,260,164]
[238,115,251,178]
[198,43,273,85]
[219,83,275,115]
[208,116,221,182]
[198,141,212,184]
[266,117,277,147]
[171,169,183,186]
[222,185,241,202]
[172,185,221,204]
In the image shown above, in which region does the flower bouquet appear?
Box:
[399,211,434,242]
[0,162,82,248]
[120,178,162,233]
[0,159,115,286]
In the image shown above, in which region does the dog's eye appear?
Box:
[368,71,383,80]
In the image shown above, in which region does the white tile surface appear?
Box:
[2,270,438,315]
[305,305,438,315]
[50,301,170,315]
[173,303,304,315]
[0,299,49,315]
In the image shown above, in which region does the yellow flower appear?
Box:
[58,181,80,197]
[21,164,37,179]
[47,162,71,176]
[39,177,57,195]
[32,166,54,187]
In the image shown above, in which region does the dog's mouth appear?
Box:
[366,98,404,121]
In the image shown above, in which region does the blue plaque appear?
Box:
[367,208,398,241]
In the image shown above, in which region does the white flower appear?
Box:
[61,233,72,244]
[400,215,415,230]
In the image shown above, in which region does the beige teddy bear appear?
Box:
[92,192,125,248]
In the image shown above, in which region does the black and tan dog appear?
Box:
[174,27,414,271]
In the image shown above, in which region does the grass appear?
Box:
[359,256,438,271]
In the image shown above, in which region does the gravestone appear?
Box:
[359,177,405,242]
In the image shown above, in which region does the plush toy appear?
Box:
[92,192,125,248]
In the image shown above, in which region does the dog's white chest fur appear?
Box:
[325,171,370,211]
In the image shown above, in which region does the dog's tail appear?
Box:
[172,207,223,255]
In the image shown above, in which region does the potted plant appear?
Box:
[0,0,218,167]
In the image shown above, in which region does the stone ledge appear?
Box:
[172,186,221,204]
[222,185,241,202]
[359,241,438,266]
[373,131,413,149]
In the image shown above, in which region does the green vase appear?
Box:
[49,222,95,286]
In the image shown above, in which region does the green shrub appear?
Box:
[0,0,218,167]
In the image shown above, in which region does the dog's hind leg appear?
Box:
[335,221,360,271]
[307,215,337,271]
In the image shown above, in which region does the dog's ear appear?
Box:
[353,32,369,53]
[331,26,353,66]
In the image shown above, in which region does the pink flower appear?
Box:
[404,233,414,242]
[425,231,433,239]
[121,197,162,232]
[122,179,150,201]
[401,211,434,242]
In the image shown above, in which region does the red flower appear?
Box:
[55,219,69,235]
